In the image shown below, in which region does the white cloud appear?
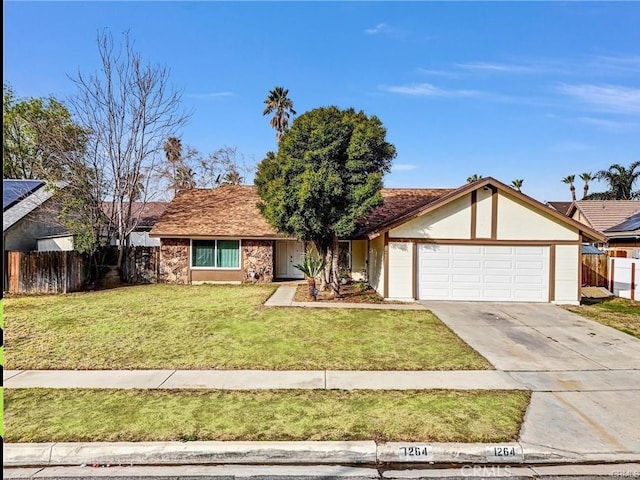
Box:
[186,92,234,99]
[364,23,388,35]
[417,68,463,79]
[577,116,640,132]
[456,62,536,74]
[382,83,480,97]
[556,83,640,115]
[392,163,419,171]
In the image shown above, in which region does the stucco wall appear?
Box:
[390,195,471,239]
[351,240,367,281]
[4,200,69,251]
[242,239,274,283]
[159,238,190,284]
[554,244,580,305]
[497,193,579,241]
[476,188,493,238]
[388,241,413,300]
[368,235,385,296]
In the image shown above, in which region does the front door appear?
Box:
[276,241,305,279]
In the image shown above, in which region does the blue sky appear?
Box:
[4,1,640,203]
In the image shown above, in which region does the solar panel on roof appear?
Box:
[3,180,45,211]
[607,212,640,232]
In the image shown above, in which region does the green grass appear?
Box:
[4,388,529,443]
[565,297,640,338]
[4,284,490,370]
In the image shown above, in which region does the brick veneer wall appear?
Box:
[242,240,273,283]
[159,238,190,284]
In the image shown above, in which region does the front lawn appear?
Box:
[565,297,640,338]
[4,389,529,443]
[4,284,490,370]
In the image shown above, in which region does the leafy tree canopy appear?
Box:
[255,106,396,252]
[3,83,86,180]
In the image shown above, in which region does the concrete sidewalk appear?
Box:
[3,369,521,390]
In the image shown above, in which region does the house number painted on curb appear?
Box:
[398,445,433,461]
[486,445,523,462]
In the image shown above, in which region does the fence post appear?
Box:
[632,262,636,301]
[9,251,20,294]
[609,257,615,293]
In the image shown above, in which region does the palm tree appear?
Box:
[174,163,196,191]
[510,179,524,192]
[467,174,483,183]
[221,165,243,185]
[294,254,326,301]
[263,86,296,142]
[590,162,640,200]
[579,172,593,199]
[562,175,576,201]
[163,136,182,164]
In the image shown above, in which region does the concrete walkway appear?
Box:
[264,284,426,309]
[3,369,521,390]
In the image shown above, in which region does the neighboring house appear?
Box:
[3,179,71,252]
[603,213,640,257]
[103,202,168,247]
[3,179,72,292]
[150,177,604,305]
[567,200,640,254]
[546,201,573,215]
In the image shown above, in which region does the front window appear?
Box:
[192,239,240,268]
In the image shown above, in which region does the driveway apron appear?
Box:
[421,301,640,457]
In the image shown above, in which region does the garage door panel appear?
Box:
[419,244,549,302]
[485,260,513,269]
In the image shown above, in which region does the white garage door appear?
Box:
[418,245,550,302]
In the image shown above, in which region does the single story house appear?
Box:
[603,213,640,257]
[567,200,640,255]
[149,177,604,304]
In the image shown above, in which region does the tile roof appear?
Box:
[102,202,169,228]
[546,201,573,215]
[572,200,640,233]
[150,186,454,238]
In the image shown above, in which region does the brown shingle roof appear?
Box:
[150,186,454,238]
[572,200,640,233]
[353,188,455,237]
[546,201,573,215]
[150,186,285,238]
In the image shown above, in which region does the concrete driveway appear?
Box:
[422,301,640,371]
[423,301,640,457]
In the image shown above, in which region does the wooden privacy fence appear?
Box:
[7,250,91,294]
[582,253,608,287]
[120,246,160,284]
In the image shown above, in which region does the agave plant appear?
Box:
[293,254,326,301]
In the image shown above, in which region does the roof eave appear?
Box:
[366,177,607,243]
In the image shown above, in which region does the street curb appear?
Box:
[4,441,640,468]
[3,464,640,480]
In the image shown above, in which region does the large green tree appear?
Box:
[255,106,396,295]
[3,84,85,179]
